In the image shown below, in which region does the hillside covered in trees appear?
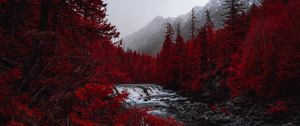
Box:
[158,0,300,102]
[156,0,300,124]
[1,0,300,126]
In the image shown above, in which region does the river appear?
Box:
[114,84,299,126]
[114,84,219,126]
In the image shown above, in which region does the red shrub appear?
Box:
[266,100,289,116]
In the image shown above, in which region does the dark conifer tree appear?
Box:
[190,8,197,39]
[223,0,244,34]
[157,23,175,87]
[221,0,245,61]
[173,24,185,89]
[204,9,216,70]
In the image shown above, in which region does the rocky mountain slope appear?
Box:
[124,0,259,55]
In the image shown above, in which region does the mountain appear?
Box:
[124,0,259,55]
[123,16,175,55]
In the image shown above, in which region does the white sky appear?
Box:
[104,0,209,37]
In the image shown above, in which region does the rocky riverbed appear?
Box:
[115,84,300,126]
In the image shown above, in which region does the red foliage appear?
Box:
[157,18,215,93]
[155,0,300,109]
[0,0,179,125]
[157,23,176,88]
[71,83,181,125]
[70,83,125,125]
[1,0,300,125]
[228,0,300,100]
[266,100,289,116]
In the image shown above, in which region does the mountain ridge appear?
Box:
[124,0,259,55]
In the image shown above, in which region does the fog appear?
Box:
[104,0,209,37]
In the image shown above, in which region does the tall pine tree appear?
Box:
[173,24,185,89]
[157,23,175,87]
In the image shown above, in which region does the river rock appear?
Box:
[293,116,300,124]
[282,122,296,126]
[115,84,299,126]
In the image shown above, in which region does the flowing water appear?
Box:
[114,84,298,126]
[114,84,218,126]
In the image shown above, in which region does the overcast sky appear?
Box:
[104,0,209,37]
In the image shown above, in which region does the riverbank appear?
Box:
[115,84,300,126]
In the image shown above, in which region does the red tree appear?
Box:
[0,0,180,125]
[157,23,175,87]
[173,24,186,89]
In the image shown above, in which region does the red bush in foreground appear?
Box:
[70,83,181,126]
